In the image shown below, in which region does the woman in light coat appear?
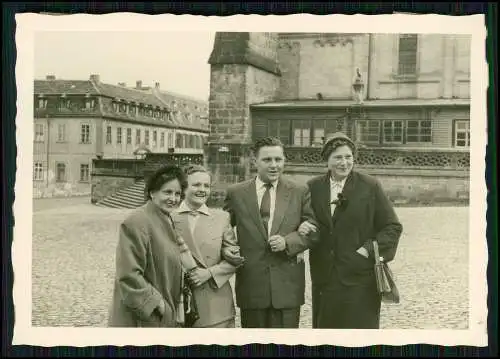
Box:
[108,165,187,327]
[171,165,239,328]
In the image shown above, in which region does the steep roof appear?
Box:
[95,83,167,108]
[34,80,97,95]
[34,77,209,131]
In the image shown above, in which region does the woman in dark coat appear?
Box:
[108,165,187,327]
[300,132,403,329]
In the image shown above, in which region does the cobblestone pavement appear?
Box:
[32,201,469,329]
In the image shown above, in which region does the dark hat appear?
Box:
[321,132,356,160]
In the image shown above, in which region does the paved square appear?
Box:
[31,198,469,329]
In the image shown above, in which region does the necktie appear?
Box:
[260,182,273,236]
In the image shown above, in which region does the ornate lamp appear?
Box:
[352,68,365,105]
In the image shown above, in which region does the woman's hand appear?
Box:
[298,221,317,237]
[188,268,212,287]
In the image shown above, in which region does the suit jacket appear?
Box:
[108,201,182,327]
[223,175,318,309]
[307,170,403,288]
[171,206,237,327]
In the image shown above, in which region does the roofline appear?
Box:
[251,98,470,109]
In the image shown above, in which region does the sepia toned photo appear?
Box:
[13,13,488,347]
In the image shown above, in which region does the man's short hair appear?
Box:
[251,136,284,157]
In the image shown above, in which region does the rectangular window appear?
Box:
[34,124,44,142]
[312,120,325,146]
[168,133,173,148]
[145,130,150,146]
[153,130,157,146]
[406,120,432,143]
[38,98,47,109]
[33,162,43,181]
[80,124,90,144]
[80,164,90,182]
[126,128,132,144]
[136,129,141,145]
[57,124,66,142]
[176,133,183,148]
[383,120,404,144]
[398,34,418,75]
[56,162,66,182]
[85,99,95,109]
[292,120,311,147]
[356,120,381,144]
[106,126,112,144]
[454,120,470,148]
[117,127,122,144]
[268,120,290,145]
[160,132,165,148]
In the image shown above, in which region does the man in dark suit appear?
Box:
[222,136,318,328]
[302,132,403,329]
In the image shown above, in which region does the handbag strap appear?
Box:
[372,240,381,265]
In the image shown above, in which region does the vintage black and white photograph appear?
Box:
[13,13,487,347]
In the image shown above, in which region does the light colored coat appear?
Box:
[108,201,183,327]
[171,205,237,328]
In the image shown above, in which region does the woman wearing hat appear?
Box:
[299,132,403,329]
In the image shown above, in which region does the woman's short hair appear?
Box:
[146,165,187,199]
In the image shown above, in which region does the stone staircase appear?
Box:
[96,180,147,209]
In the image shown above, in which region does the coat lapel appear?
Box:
[146,201,177,242]
[270,180,291,235]
[173,212,207,268]
[331,171,356,227]
[243,179,268,240]
[318,174,334,231]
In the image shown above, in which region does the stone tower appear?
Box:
[206,32,281,186]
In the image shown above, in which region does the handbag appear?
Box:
[373,241,400,304]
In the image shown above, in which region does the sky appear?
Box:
[34,31,216,101]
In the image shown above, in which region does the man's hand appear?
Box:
[356,246,369,258]
[298,221,317,237]
[187,268,212,287]
[268,235,286,252]
[222,246,245,267]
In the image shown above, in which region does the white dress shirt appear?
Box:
[330,176,347,216]
[255,176,278,236]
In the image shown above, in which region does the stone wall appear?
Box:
[90,176,137,204]
[207,32,281,186]
[207,165,470,208]
[33,182,91,199]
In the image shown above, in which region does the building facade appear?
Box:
[206,32,471,204]
[33,74,209,198]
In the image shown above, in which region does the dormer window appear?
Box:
[85,98,95,110]
[112,102,118,112]
[129,104,136,115]
[38,98,47,109]
[59,98,71,110]
[119,103,127,113]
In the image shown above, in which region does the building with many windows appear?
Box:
[33,74,209,197]
[206,32,471,203]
